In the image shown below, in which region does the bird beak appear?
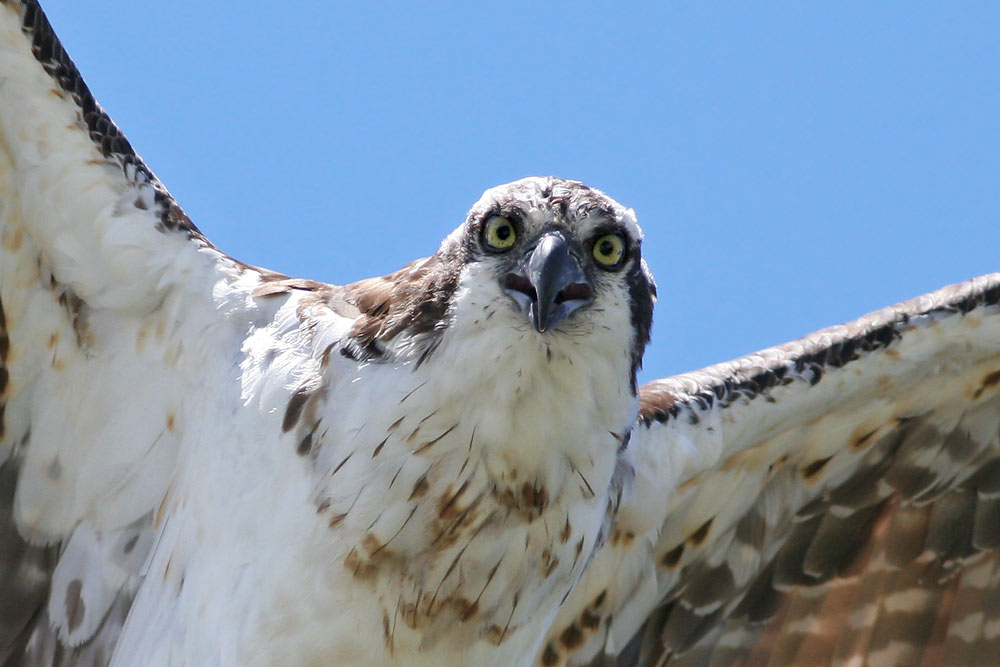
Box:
[502,232,594,332]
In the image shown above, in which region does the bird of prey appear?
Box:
[3,1,1000,666]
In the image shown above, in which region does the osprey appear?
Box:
[3,1,1000,666]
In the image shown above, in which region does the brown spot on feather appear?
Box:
[382,612,392,651]
[344,547,376,580]
[593,590,607,608]
[282,387,311,432]
[688,518,713,546]
[414,423,458,455]
[560,517,572,544]
[297,432,313,456]
[802,455,833,479]
[520,481,549,512]
[677,475,700,491]
[1,226,23,252]
[974,369,1000,399]
[852,425,881,451]
[661,543,684,568]
[65,579,85,633]
[320,343,335,369]
[559,623,584,649]
[540,548,560,577]
[362,533,382,555]
[409,474,429,500]
[400,601,423,629]
[610,527,636,547]
[572,537,586,568]
[331,452,353,477]
[576,466,596,498]
[55,288,88,346]
[430,492,488,547]
[484,624,507,645]
[541,643,560,666]
[439,479,471,520]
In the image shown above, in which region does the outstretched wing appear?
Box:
[543,274,1000,666]
[0,1,270,660]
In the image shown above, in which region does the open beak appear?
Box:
[501,233,594,332]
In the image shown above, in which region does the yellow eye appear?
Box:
[483,216,517,252]
[592,233,625,268]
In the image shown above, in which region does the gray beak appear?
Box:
[502,233,593,332]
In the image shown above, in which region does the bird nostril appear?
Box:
[503,273,537,301]
[554,283,593,305]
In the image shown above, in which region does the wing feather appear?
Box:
[0,0,264,659]
[543,273,1000,666]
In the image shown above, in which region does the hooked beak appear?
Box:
[501,233,593,332]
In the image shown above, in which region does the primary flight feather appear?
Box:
[2,2,1000,666]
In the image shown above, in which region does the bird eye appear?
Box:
[592,233,625,269]
[483,216,517,252]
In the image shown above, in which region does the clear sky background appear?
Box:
[39,2,1000,383]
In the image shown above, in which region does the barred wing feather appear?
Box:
[547,275,1000,666]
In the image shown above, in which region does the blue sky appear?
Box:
[41,2,1000,383]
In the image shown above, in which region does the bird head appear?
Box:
[443,177,656,388]
[345,177,655,389]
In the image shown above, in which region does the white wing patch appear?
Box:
[0,0,250,660]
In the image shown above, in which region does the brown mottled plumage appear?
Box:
[547,275,1000,666]
[343,254,461,363]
